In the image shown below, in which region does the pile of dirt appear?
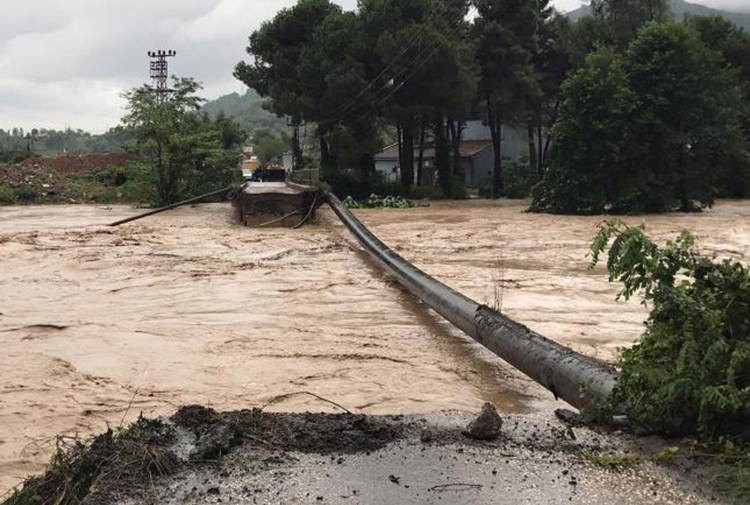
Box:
[171,406,402,459]
[0,163,67,199]
[0,153,134,201]
[14,153,133,175]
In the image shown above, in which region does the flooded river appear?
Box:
[1,199,749,491]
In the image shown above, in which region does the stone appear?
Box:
[463,403,503,441]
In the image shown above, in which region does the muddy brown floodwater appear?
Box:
[1,199,749,492]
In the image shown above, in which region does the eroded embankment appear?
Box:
[3,407,723,505]
[1,200,749,493]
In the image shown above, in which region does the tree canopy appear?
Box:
[123,77,244,205]
[234,0,750,208]
[533,21,750,214]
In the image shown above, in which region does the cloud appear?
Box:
[0,0,744,131]
[0,0,358,131]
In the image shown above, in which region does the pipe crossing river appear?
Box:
[107,184,619,410]
[325,192,619,410]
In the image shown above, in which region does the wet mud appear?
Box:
[40,409,722,505]
[1,200,749,492]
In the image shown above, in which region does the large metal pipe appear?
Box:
[326,192,618,410]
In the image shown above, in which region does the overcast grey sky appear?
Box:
[0,0,747,132]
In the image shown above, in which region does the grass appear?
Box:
[61,164,155,204]
[0,184,16,205]
[2,416,178,505]
[584,450,643,470]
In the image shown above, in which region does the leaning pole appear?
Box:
[325,192,619,411]
[108,185,243,227]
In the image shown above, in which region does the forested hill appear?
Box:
[201,89,288,135]
[568,0,750,30]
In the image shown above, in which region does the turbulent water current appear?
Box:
[1,200,749,491]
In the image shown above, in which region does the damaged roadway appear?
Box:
[100,406,720,505]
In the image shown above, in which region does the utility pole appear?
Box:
[287,116,306,172]
[147,50,176,103]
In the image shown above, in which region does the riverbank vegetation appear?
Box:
[3,417,178,505]
[590,219,750,499]
[0,127,132,163]
[591,219,750,439]
[0,155,156,206]
[122,78,245,206]
[533,20,750,214]
[1,80,245,208]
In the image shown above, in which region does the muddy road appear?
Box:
[1,200,749,492]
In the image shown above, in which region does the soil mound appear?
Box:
[0,153,133,201]
[171,406,402,457]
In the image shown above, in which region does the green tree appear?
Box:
[123,78,243,206]
[686,15,750,197]
[252,130,287,164]
[591,219,750,438]
[366,0,473,191]
[235,0,341,167]
[624,22,748,211]
[531,47,636,214]
[473,0,538,198]
[527,9,574,175]
[533,22,748,214]
[591,0,670,47]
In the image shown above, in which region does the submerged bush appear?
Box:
[343,193,412,209]
[366,194,411,209]
[590,219,750,438]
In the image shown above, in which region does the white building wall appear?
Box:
[374,121,539,189]
[375,160,400,181]
[462,121,493,141]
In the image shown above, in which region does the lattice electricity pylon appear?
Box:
[147,50,176,103]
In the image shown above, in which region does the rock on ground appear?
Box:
[463,402,503,441]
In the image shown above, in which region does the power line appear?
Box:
[342,44,439,130]
[319,0,467,127]
[339,5,467,130]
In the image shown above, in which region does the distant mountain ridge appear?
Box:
[201,89,288,135]
[568,0,750,30]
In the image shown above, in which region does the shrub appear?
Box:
[590,218,750,438]
[503,162,539,199]
[323,166,372,201]
[0,184,16,205]
[344,193,412,209]
[411,185,445,200]
[67,162,156,204]
[367,194,411,209]
[342,196,363,209]
[5,416,177,505]
[448,177,466,200]
[16,185,37,202]
[371,174,407,198]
